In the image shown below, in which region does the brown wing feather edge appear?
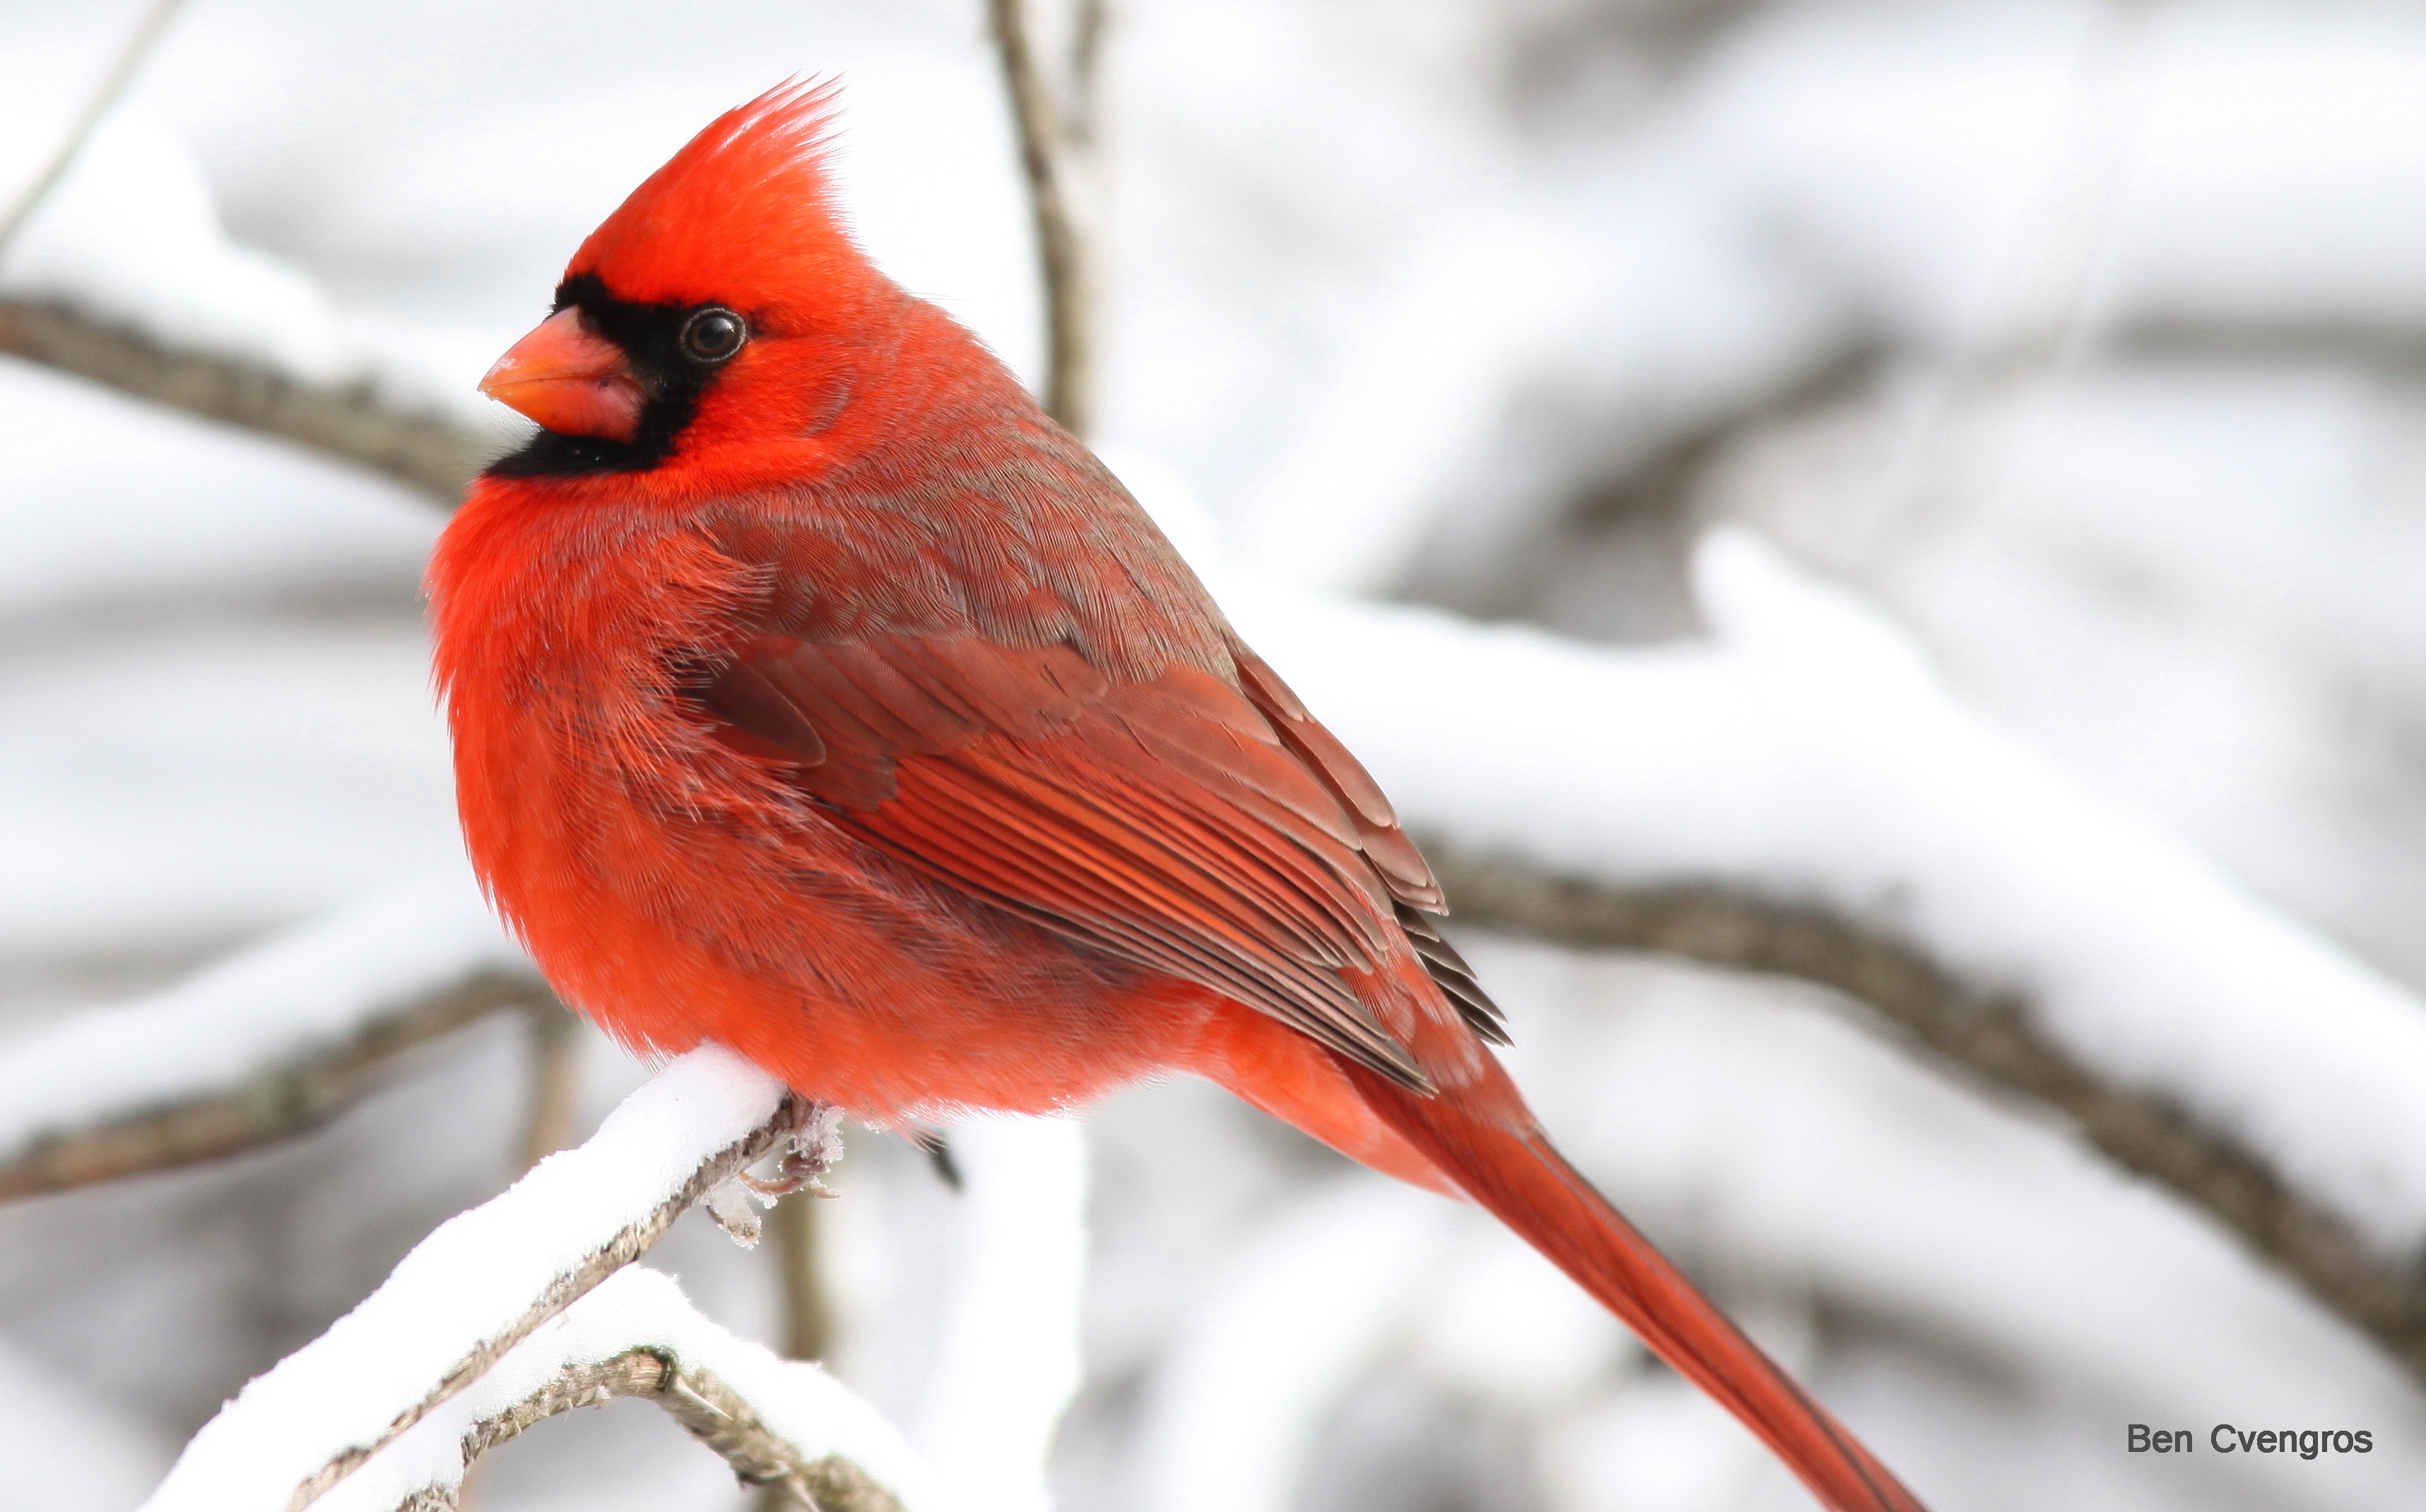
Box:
[1230,644,1509,1043]
[1231,646,1446,912]
[1395,902,1511,1046]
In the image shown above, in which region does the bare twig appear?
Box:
[987,0,1102,435]
[1856,3,2160,571]
[0,969,550,1203]
[1412,334,1887,628]
[288,1094,813,1511]
[750,1195,840,1506]
[771,1190,835,1362]
[429,1347,902,1512]
[1429,851,2426,1387]
[515,1000,586,1171]
[0,0,192,258]
[0,299,494,501]
[1071,0,1109,146]
[752,1175,840,1511]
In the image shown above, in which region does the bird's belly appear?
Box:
[463,693,1195,1121]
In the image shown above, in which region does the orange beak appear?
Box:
[478,308,645,442]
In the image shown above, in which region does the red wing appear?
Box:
[694,631,1471,1087]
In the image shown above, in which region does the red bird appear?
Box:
[430,82,1926,1512]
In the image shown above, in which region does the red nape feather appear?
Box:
[569,78,870,313]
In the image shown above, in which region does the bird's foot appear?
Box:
[706,1099,845,1247]
[738,1098,845,1198]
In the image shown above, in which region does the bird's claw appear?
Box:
[738,1099,846,1197]
[705,1100,844,1247]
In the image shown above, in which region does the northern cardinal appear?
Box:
[430,82,1926,1512]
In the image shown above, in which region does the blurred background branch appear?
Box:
[987,0,1104,435]
[513,998,587,1174]
[0,967,548,1203]
[0,0,187,256]
[1434,853,2426,1386]
[0,298,491,500]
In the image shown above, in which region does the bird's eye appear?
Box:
[681,307,747,365]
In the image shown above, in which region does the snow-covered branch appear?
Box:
[143,1048,820,1511]
[334,1270,917,1512]
[0,873,548,1201]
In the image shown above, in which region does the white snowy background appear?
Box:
[4,0,2425,1508]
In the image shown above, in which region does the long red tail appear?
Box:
[1345,1063,1931,1512]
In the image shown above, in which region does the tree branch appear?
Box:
[143,1053,894,1512]
[0,0,192,256]
[770,1188,835,1364]
[987,0,1101,435]
[0,298,493,501]
[1412,333,1886,627]
[1430,852,2426,1385]
[514,998,587,1172]
[419,1346,902,1512]
[0,968,549,1203]
[753,1189,840,1512]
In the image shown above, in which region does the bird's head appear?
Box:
[479,79,899,480]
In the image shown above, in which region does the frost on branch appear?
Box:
[702,1178,771,1250]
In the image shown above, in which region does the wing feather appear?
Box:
[693,628,1478,1089]
[1233,648,1445,911]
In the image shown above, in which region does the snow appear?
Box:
[0,108,502,432]
[0,868,524,1169]
[913,1116,1089,1512]
[1132,1179,1456,1512]
[141,1046,788,1512]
